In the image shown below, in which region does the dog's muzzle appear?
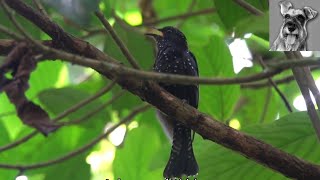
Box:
[282,20,301,45]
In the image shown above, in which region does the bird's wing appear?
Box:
[183,51,199,108]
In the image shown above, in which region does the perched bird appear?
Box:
[146,26,199,178]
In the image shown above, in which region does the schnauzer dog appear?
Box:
[271,1,317,51]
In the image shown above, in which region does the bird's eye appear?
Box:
[284,14,290,19]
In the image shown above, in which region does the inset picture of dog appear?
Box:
[270,0,318,51]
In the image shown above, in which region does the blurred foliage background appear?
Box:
[0,0,320,180]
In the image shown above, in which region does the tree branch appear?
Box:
[2,40,320,86]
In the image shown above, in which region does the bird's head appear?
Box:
[146,26,188,50]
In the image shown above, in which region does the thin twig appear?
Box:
[233,0,264,16]
[0,104,150,170]
[258,57,292,112]
[137,8,216,26]
[241,75,295,89]
[95,11,141,69]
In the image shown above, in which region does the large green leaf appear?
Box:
[43,154,90,180]
[194,112,320,180]
[38,86,110,129]
[113,124,162,179]
[235,12,269,38]
[0,6,41,39]
[193,34,240,121]
[104,22,154,69]
[215,0,268,32]
[237,88,279,125]
[27,61,65,98]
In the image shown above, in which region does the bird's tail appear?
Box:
[163,122,199,178]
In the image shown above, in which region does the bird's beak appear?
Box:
[145,28,164,37]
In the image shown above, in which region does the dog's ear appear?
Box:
[280,1,292,15]
[304,7,318,20]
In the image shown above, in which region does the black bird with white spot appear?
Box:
[146,26,199,178]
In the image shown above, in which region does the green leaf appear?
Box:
[193,34,240,121]
[38,87,110,129]
[0,94,24,139]
[194,112,320,180]
[215,0,268,32]
[27,61,64,98]
[235,87,279,125]
[0,9,41,39]
[235,13,269,38]
[104,22,154,69]
[113,125,162,179]
[43,154,90,180]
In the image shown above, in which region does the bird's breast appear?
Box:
[154,49,187,74]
